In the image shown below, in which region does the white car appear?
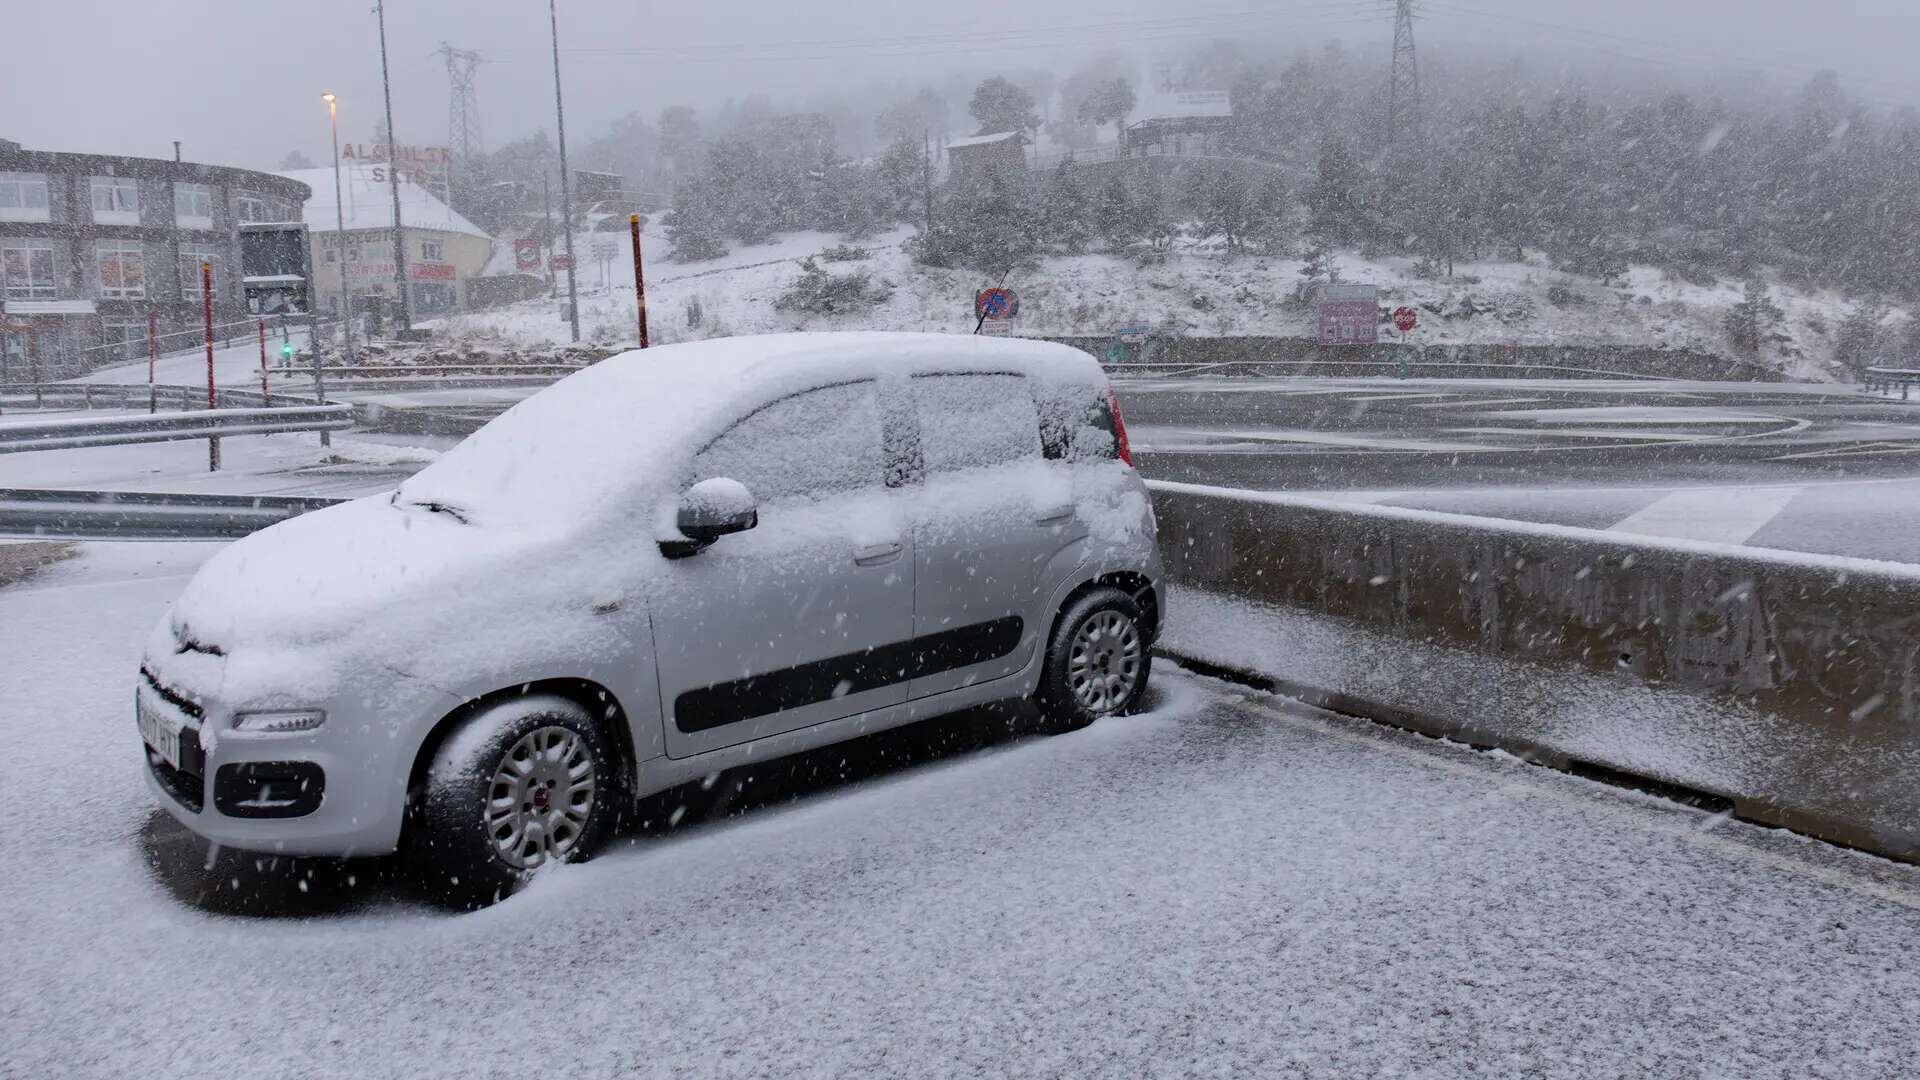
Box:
[137,332,1163,904]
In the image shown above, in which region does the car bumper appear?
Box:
[138,680,408,858]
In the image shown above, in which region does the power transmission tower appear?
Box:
[1387,0,1422,144]
[439,42,485,209]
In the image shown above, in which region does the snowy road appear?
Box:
[7,544,1920,1078]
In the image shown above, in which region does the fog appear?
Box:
[3,0,1918,171]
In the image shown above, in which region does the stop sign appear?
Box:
[1393,306,1419,333]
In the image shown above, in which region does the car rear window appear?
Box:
[1035,380,1121,462]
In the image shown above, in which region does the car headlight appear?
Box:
[231,710,327,734]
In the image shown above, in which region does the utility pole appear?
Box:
[548,0,581,342]
[923,127,934,235]
[1388,0,1422,145]
[375,0,412,334]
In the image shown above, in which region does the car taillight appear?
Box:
[1107,384,1132,465]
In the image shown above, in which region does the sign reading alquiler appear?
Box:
[341,143,452,186]
[1316,283,1379,345]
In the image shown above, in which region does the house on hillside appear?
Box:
[1122,90,1233,157]
[946,131,1029,184]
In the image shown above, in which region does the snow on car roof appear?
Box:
[397,331,1105,530]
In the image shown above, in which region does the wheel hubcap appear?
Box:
[487,726,596,870]
[1066,609,1142,715]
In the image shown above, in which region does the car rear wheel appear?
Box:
[408,694,618,908]
[1035,586,1151,733]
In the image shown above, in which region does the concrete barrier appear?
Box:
[1151,480,1920,862]
[1041,336,1779,382]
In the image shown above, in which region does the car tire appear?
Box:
[408,694,619,908]
[1034,585,1152,734]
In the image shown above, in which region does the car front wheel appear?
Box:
[409,694,618,908]
[1035,585,1151,733]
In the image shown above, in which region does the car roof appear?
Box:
[396,332,1107,532]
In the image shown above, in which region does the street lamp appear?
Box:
[322,92,356,371]
[548,0,580,342]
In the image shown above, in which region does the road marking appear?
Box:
[1772,441,1920,461]
[1407,396,1548,409]
[1342,392,1459,403]
[1233,694,1920,912]
[1607,485,1800,544]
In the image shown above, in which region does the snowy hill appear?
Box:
[435,222,1905,383]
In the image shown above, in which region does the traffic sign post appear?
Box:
[1391,307,1418,378]
[973,286,1019,335]
[514,238,541,272]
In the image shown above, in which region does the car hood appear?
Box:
[165,493,555,652]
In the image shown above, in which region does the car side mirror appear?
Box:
[661,477,758,558]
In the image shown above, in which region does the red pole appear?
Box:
[629,213,649,350]
[147,309,158,413]
[258,320,271,406]
[204,262,219,471]
[26,329,42,406]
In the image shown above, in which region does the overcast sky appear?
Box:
[4,0,1918,171]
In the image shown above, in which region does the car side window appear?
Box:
[909,373,1042,475]
[691,381,883,502]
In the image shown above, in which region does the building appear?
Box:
[1121,90,1234,157]
[279,166,493,320]
[945,131,1030,185]
[0,139,312,378]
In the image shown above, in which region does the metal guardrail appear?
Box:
[1863,367,1920,398]
[266,363,585,378]
[0,382,328,412]
[0,403,354,453]
[0,488,345,540]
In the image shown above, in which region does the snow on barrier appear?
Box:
[1149,479,1920,863]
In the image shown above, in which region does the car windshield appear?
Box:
[11,3,1920,1077]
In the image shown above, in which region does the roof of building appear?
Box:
[1133,89,1234,123]
[276,167,490,240]
[947,131,1029,150]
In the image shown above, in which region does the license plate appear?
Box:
[137,694,182,770]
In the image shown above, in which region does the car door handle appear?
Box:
[1035,505,1075,526]
[854,540,905,565]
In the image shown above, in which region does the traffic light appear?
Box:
[281,340,294,362]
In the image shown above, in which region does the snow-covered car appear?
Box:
[136,332,1163,903]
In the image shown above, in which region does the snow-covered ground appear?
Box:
[7,543,1920,1077]
[436,221,1898,382]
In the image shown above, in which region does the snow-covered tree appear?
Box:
[1725,280,1786,356]
[968,76,1040,135]
[1835,297,1891,375]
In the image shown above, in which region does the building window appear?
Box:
[0,172,52,223]
[1,239,57,299]
[100,319,145,362]
[90,176,141,224]
[421,240,443,261]
[324,246,336,263]
[96,240,145,298]
[180,247,220,300]
[174,183,214,228]
[234,191,269,223]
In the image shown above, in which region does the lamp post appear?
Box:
[548,0,580,342]
[375,0,412,334]
[322,93,356,369]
